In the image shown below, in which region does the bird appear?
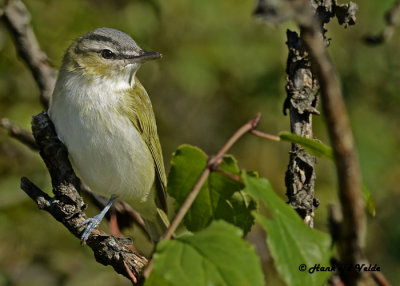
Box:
[48,27,168,243]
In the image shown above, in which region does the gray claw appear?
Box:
[80,215,102,243]
[79,195,117,244]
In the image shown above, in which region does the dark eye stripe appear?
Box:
[74,46,140,60]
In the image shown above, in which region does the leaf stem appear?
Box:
[161,167,211,241]
[143,114,261,279]
[162,114,260,241]
[251,129,280,141]
[213,168,241,182]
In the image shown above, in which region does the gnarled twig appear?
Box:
[21,112,147,284]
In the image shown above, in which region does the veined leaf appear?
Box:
[243,172,332,286]
[146,221,264,286]
[167,145,256,234]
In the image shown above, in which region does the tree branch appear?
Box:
[21,112,147,284]
[255,0,370,284]
[1,0,57,108]
[295,2,366,285]
[301,24,366,284]
[1,0,146,241]
[283,27,319,227]
[0,117,38,150]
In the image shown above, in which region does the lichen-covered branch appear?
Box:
[254,0,371,284]
[255,0,358,228]
[281,0,359,229]
[283,28,319,227]
[21,112,147,283]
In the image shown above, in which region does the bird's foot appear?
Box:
[79,195,117,244]
[80,214,104,243]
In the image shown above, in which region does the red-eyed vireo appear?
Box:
[48,28,168,243]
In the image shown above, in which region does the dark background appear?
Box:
[0,0,399,285]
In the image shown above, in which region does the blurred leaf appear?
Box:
[242,172,332,286]
[279,131,334,160]
[362,184,376,217]
[253,0,298,24]
[167,145,256,234]
[146,220,264,286]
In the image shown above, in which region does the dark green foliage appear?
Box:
[167,145,256,234]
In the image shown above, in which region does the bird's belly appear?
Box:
[57,109,155,207]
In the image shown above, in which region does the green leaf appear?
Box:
[145,220,264,286]
[279,131,334,160]
[242,172,332,286]
[167,144,256,234]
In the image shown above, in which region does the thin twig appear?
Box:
[123,260,138,284]
[251,129,280,141]
[163,113,260,241]
[371,271,392,286]
[212,114,261,162]
[142,114,261,279]
[164,168,210,242]
[0,117,38,150]
[2,0,57,108]
[299,13,367,286]
[213,168,242,182]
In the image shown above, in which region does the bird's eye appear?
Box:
[100,49,115,59]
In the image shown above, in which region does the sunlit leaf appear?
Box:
[279,131,334,160]
[146,220,264,286]
[167,145,256,234]
[243,172,332,286]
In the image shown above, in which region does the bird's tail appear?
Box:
[143,208,169,242]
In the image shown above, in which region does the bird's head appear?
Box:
[63,27,161,82]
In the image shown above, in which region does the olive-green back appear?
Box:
[120,78,167,211]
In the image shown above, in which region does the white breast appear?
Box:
[48,71,156,214]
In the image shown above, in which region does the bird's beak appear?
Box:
[130,50,162,63]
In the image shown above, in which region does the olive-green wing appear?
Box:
[121,78,167,211]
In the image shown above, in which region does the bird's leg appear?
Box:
[109,210,122,237]
[80,195,117,243]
